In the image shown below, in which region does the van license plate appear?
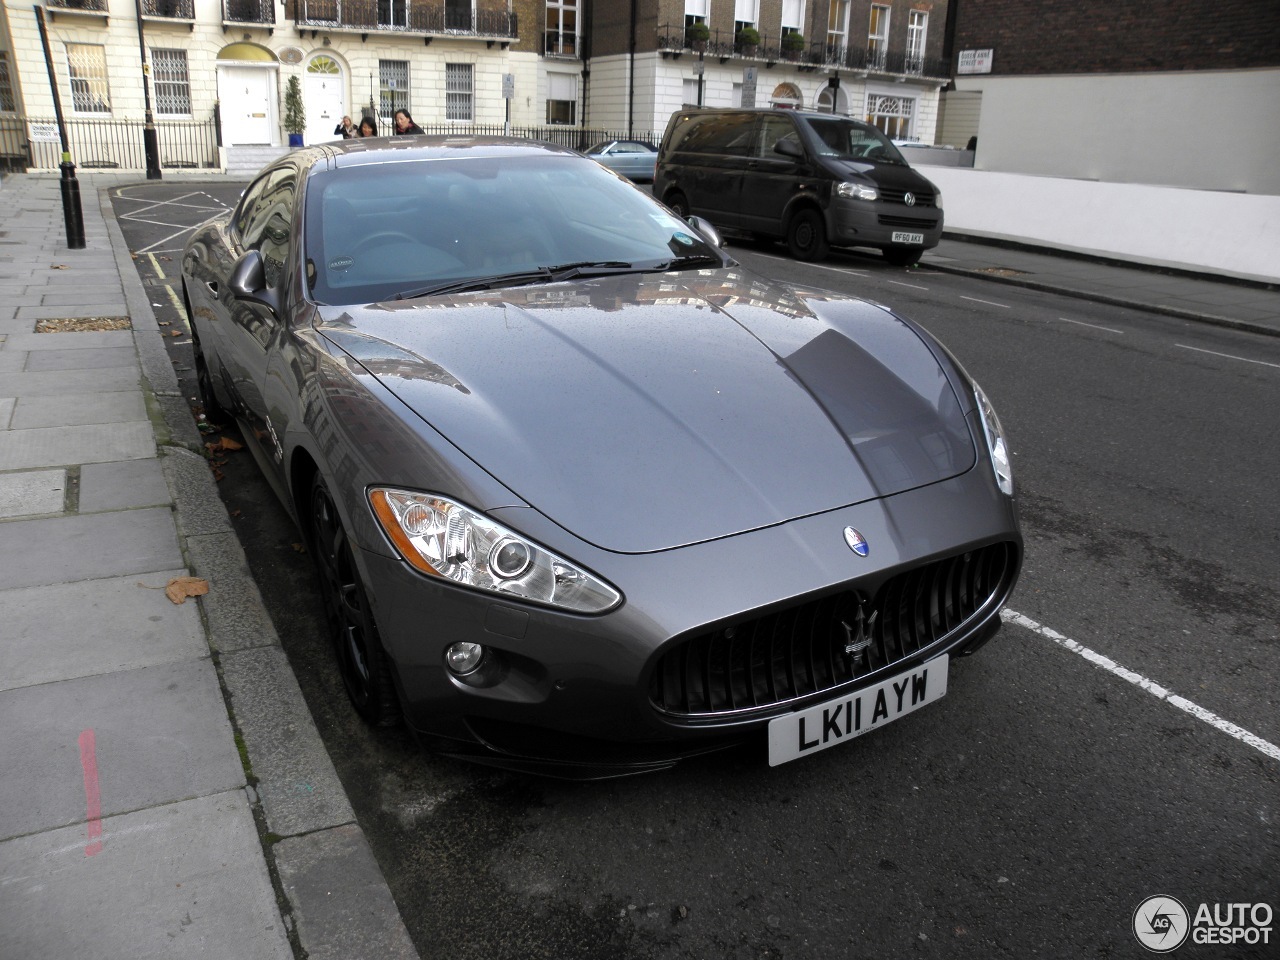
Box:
[767,656,948,766]
[892,231,924,244]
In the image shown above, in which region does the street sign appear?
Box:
[502,73,515,100]
[957,49,994,74]
[741,67,757,108]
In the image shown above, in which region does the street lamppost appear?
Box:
[133,0,162,179]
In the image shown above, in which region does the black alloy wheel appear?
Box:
[309,475,400,727]
[786,208,829,262]
[188,306,228,425]
[665,191,690,218]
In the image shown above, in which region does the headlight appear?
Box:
[368,488,621,614]
[836,181,878,201]
[973,383,1013,496]
[934,189,943,210]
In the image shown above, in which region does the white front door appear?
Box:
[305,55,346,145]
[219,66,276,145]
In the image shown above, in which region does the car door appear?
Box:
[678,113,755,225]
[222,165,299,494]
[739,115,808,237]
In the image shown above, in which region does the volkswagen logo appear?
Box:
[903,192,916,206]
[843,526,869,557]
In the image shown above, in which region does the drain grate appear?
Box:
[35,316,133,333]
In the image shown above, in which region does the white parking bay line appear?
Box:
[1176,344,1280,369]
[1058,317,1123,334]
[888,280,929,291]
[1002,609,1280,763]
[959,295,1010,308]
[741,251,871,277]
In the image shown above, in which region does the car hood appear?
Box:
[825,159,938,194]
[315,270,974,553]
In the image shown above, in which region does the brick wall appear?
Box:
[953,0,1280,75]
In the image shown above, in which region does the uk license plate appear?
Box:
[892,231,924,244]
[766,657,948,766]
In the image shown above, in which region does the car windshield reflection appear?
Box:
[305,154,719,306]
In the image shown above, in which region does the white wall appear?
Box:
[954,69,1280,196]
[918,166,1280,284]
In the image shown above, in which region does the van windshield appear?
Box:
[803,118,907,165]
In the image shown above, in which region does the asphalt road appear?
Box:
[111,182,1278,960]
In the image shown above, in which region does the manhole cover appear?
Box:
[35,316,133,333]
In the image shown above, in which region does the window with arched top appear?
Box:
[770,82,801,108]
[307,55,341,75]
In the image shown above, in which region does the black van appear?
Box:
[654,108,943,265]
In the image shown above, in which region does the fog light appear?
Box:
[445,641,485,676]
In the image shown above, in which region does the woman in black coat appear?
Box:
[393,109,424,135]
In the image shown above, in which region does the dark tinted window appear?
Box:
[670,113,756,156]
[802,117,906,164]
[241,168,296,288]
[756,116,799,158]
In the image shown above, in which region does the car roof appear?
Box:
[287,136,585,172]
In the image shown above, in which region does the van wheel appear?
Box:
[884,247,924,267]
[665,191,690,218]
[786,209,829,262]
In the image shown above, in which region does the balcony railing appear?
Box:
[223,0,275,24]
[45,0,109,12]
[142,0,195,17]
[544,30,579,58]
[656,23,949,79]
[294,0,517,38]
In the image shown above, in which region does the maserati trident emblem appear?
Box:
[904,192,916,206]
[843,526,869,557]
[842,606,878,659]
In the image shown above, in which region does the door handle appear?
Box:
[205,280,219,295]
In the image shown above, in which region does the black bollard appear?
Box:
[59,159,86,250]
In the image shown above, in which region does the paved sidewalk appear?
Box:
[923,235,1280,338]
[0,173,417,960]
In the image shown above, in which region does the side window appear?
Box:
[676,113,756,156]
[242,169,297,289]
[757,116,798,158]
[233,174,272,239]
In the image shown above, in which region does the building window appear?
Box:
[682,77,699,106]
[546,0,578,57]
[445,63,473,122]
[781,0,805,31]
[0,52,16,113]
[866,93,913,139]
[827,0,849,53]
[379,60,409,121]
[546,72,576,124]
[868,5,891,70]
[906,11,928,73]
[66,44,111,114]
[151,48,191,117]
[685,0,708,29]
[734,0,758,35]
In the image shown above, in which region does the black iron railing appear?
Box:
[295,0,516,37]
[142,0,195,17]
[223,0,275,23]
[656,23,949,78]
[0,115,220,171]
[45,0,109,11]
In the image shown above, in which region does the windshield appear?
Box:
[803,117,907,165]
[304,154,721,305]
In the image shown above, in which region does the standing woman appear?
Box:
[333,115,356,139]
[357,116,378,137]
[393,109,424,135]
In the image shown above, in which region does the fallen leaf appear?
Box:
[159,255,172,262]
[230,509,242,518]
[158,321,171,326]
[50,263,69,269]
[212,468,224,481]
[164,576,209,604]
[291,542,306,553]
[169,330,182,337]
[205,437,242,454]
[218,437,243,451]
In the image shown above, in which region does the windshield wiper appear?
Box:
[394,268,554,300]
[545,260,638,280]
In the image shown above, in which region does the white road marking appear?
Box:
[1002,609,1280,763]
[1058,317,1123,334]
[959,295,1010,308]
[739,251,871,277]
[888,280,929,290]
[1175,344,1280,370]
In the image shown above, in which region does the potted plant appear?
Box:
[782,31,805,59]
[284,74,305,148]
[685,21,710,51]
[736,25,760,55]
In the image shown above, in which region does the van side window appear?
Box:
[757,117,798,158]
[676,113,756,156]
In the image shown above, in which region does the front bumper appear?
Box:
[360,462,1020,775]
[827,198,944,250]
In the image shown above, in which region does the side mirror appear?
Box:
[229,250,280,316]
[774,138,804,160]
[687,215,723,249]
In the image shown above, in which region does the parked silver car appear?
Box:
[583,139,659,181]
[182,138,1021,777]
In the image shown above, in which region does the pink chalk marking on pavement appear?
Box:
[78,729,103,857]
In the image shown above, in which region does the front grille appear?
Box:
[649,542,1016,717]
[878,214,939,229]
[881,187,936,207]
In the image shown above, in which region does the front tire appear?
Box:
[309,475,400,727]
[665,191,690,218]
[188,299,228,425]
[786,208,829,262]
